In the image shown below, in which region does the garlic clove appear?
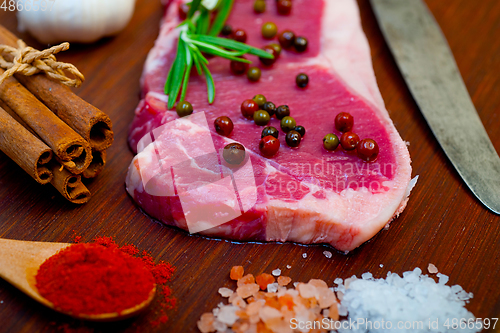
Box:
[17,0,136,44]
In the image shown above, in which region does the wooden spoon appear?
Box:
[0,238,156,321]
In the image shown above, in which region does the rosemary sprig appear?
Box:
[164,0,274,109]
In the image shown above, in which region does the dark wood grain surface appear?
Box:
[1,0,499,332]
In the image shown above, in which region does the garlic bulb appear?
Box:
[17,0,136,44]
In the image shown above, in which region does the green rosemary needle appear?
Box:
[164,0,274,109]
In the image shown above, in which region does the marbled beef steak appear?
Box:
[126,0,415,252]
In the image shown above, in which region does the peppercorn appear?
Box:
[357,138,379,162]
[335,112,354,132]
[296,73,309,88]
[241,99,259,118]
[259,45,277,66]
[254,0,266,13]
[223,143,246,165]
[259,135,280,157]
[176,101,193,117]
[280,116,296,132]
[262,22,278,39]
[278,30,295,49]
[293,125,305,137]
[214,116,234,136]
[285,130,301,147]
[178,3,190,20]
[277,0,292,15]
[253,94,267,107]
[323,133,340,151]
[294,36,308,52]
[340,132,360,151]
[247,67,261,82]
[232,29,247,43]
[254,110,271,126]
[221,24,233,36]
[230,58,249,75]
[268,43,282,57]
[261,126,279,139]
[275,105,290,120]
[262,101,276,117]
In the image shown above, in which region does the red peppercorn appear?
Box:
[335,112,354,132]
[223,143,246,165]
[259,45,277,66]
[277,0,292,15]
[278,30,295,49]
[232,29,247,43]
[259,135,280,157]
[231,58,249,75]
[357,138,379,162]
[214,116,234,136]
[340,132,360,151]
[178,3,189,20]
[241,99,259,118]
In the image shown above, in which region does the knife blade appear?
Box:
[370,0,500,214]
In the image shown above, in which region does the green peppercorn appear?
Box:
[268,43,282,57]
[296,73,309,88]
[294,36,308,52]
[285,130,301,147]
[275,105,290,120]
[262,126,279,139]
[247,67,261,82]
[323,133,340,151]
[262,22,278,39]
[253,94,267,107]
[262,101,276,117]
[254,110,271,126]
[176,101,193,117]
[254,0,266,13]
[294,125,305,137]
[280,116,296,132]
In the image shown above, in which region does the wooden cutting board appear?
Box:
[0,0,499,332]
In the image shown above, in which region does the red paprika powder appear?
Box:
[35,238,171,316]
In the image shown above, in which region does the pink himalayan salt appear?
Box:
[218,287,234,298]
[197,312,215,333]
[297,282,317,299]
[277,276,292,286]
[428,263,439,274]
[237,283,260,299]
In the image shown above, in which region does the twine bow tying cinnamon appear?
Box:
[0,39,84,87]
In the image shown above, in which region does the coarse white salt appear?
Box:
[337,267,479,333]
[267,282,279,293]
[272,268,281,276]
[302,253,307,258]
[215,305,239,325]
[286,265,291,269]
[379,264,383,268]
[218,287,233,298]
[323,250,333,258]
[428,263,439,274]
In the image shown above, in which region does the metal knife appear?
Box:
[370,0,500,214]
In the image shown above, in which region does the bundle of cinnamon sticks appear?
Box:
[0,25,113,204]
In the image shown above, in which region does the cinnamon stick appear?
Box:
[0,25,114,151]
[0,71,92,171]
[82,150,106,179]
[0,106,53,184]
[50,164,91,204]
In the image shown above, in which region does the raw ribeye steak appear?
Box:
[126,0,414,252]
